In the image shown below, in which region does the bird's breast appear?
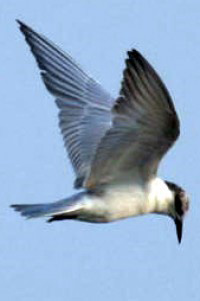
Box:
[84,184,147,222]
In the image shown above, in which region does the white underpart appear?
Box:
[146,178,174,214]
[77,177,174,223]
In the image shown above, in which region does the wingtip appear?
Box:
[16,19,26,29]
[16,19,21,25]
[16,19,33,35]
[127,49,143,59]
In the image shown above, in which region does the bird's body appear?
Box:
[14,177,173,223]
[12,21,189,243]
[87,178,173,222]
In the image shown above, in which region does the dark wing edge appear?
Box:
[117,49,180,141]
[85,50,180,188]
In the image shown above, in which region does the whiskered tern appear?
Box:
[11,21,189,243]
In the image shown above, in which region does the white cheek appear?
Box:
[147,178,174,213]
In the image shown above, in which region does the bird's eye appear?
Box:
[175,194,184,216]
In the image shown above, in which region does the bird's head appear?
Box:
[165,181,190,243]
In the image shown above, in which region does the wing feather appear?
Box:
[85,50,180,188]
[17,21,113,188]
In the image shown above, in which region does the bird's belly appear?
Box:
[78,185,146,223]
[104,191,146,221]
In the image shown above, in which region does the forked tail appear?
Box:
[11,192,86,222]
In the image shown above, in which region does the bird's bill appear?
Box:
[175,217,183,243]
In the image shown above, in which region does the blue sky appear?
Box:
[1,1,199,300]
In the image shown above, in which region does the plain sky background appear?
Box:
[1,1,199,300]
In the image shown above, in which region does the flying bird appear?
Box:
[11,20,189,243]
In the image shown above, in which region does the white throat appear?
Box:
[146,178,174,214]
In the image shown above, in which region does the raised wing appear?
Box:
[17,21,113,188]
[85,50,180,188]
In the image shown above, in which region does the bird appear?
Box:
[11,20,189,243]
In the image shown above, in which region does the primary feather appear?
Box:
[17,20,114,188]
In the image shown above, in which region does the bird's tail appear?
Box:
[11,192,85,222]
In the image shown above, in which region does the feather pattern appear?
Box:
[17,21,113,188]
[17,21,180,190]
[85,50,180,187]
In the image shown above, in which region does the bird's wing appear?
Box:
[17,21,113,188]
[85,50,180,188]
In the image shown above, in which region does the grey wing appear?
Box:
[17,21,113,188]
[85,50,180,188]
